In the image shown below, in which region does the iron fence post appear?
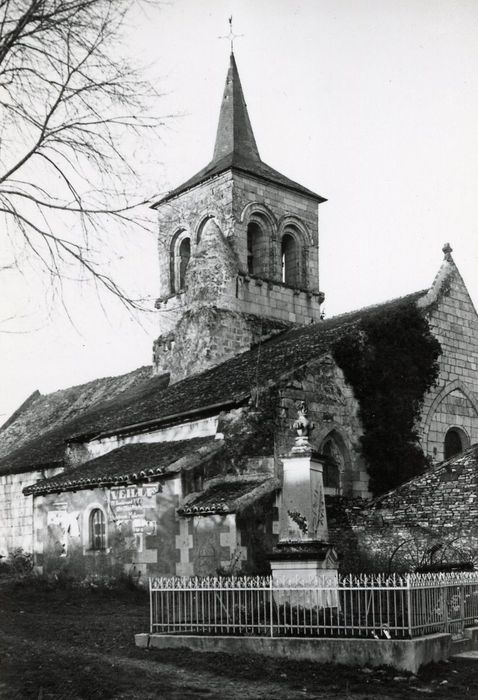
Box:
[149,577,153,635]
[269,577,274,637]
[406,574,413,638]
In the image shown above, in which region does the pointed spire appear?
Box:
[152,53,326,207]
[212,53,260,163]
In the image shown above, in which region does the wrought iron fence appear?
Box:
[149,572,478,640]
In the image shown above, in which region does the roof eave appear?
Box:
[151,163,326,208]
[24,439,225,497]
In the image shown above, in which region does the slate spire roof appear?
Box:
[212,52,260,163]
[152,53,325,206]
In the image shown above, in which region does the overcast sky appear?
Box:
[1,0,478,422]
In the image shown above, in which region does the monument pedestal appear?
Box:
[270,405,339,606]
[270,541,339,607]
[270,540,338,583]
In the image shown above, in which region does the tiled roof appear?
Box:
[365,443,478,512]
[23,437,222,496]
[0,289,427,476]
[177,477,279,515]
[0,366,156,475]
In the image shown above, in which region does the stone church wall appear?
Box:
[236,273,323,325]
[276,355,370,498]
[0,468,61,557]
[156,172,235,303]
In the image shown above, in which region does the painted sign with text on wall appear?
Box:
[109,485,158,536]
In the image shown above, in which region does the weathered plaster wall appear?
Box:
[418,263,478,462]
[176,513,245,576]
[33,477,254,579]
[66,415,220,466]
[34,478,181,579]
[0,468,60,556]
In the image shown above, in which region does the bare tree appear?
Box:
[0,0,162,309]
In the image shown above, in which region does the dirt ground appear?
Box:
[1,579,478,699]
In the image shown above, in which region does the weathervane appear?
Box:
[219,16,243,52]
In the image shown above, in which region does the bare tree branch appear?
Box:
[0,0,164,311]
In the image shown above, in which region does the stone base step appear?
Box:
[450,638,472,655]
[452,650,478,660]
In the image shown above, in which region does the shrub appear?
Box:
[0,548,33,577]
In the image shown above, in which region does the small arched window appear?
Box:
[247,221,266,276]
[444,428,467,461]
[178,237,190,291]
[170,231,191,294]
[281,233,299,286]
[89,508,106,550]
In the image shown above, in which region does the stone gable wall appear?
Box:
[418,265,478,462]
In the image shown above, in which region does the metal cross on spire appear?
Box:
[219,16,243,53]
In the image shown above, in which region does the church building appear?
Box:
[0,53,477,579]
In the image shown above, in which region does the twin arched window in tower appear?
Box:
[247,221,302,287]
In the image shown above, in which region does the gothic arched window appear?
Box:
[89,508,106,550]
[321,437,342,490]
[281,232,299,286]
[444,427,467,461]
[247,221,267,276]
[170,231,191,293]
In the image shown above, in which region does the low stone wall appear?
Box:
[136,632,451,674]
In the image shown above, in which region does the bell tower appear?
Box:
[152,53,326,382]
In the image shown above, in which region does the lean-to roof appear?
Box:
[177,476,280,516]
[23,437,222,496]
